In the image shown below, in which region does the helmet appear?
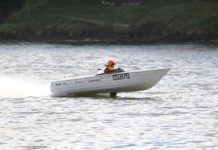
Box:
[108,60,115,66]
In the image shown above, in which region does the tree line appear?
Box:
[0,0,25,21]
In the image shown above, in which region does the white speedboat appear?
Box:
[50,68,169,97]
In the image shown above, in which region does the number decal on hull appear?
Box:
[112,73,130,80]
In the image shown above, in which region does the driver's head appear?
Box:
[107,60,115,68]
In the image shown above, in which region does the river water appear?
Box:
[0,43,217,149]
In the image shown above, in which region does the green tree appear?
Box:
[0,0,25,19]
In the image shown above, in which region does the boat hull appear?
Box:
[50,69,169,96]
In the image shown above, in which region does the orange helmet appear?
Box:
[107,60,115,66]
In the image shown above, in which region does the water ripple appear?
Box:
[0,43,218,149]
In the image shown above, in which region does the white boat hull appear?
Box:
[50,69,169,96]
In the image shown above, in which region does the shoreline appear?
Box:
[1,1,218,46]
[0,35,218,45]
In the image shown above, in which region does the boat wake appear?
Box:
[0,75,50,98]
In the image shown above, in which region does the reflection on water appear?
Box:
[0,43,218,149]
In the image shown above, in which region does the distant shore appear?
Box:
[0,0,218,45]
[0,35,218,45]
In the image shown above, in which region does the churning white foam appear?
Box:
[0,75,50,98]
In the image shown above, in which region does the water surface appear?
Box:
[0,43,217,149]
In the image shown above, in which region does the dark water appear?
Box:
[0,43,217,149]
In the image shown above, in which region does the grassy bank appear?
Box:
[0,0,218,43]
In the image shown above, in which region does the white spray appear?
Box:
[0,75,50,98]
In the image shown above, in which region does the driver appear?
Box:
[104,60,116,73]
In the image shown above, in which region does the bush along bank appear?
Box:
[0,0,218,44]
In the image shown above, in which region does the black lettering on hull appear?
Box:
[112,73,130,81]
